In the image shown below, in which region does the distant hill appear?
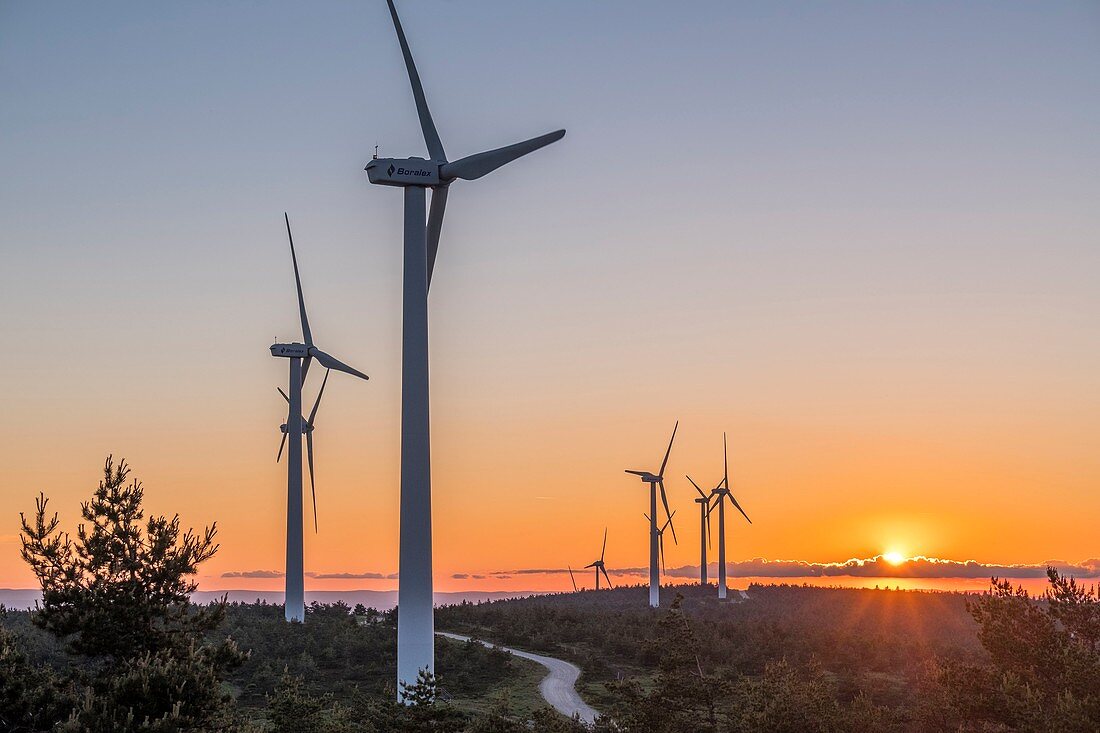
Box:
[0,587,547,611]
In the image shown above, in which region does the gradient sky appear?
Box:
[1,1,1098,593]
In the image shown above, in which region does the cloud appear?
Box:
[660,556,1100,580]
[483,557,1100,581]
[221,570,398,580]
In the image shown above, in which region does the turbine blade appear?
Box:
[425,184,448,288]
[601,527,607,562]
[385,0,446,161]
[310,348,369,381]
[723,432,729,489]
[301,355,312,387]
[686,475,706,499]
[658,420,678,477]
[729,493,753,525]
[307,431,318,532]
[277,430,287,462]
[624,470,649,477]
[285,213,313,348]
[307,369,330,428]
[659,533,666,575]
[583,562,596,569]
[706,503,713,548]
[278,386,290,404]
[601,565,613,589]
[658,480,675,542]
[440,130,565,181]
[568,565,577,592]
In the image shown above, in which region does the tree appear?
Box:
[608,594,728,732]
[922,569,1100,732]
[0,611,69,732]
[19,456,246,731]
[267,672,363,733]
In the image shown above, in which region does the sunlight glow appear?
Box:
[882,551,906,566]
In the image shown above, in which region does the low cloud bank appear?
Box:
[221,570,398,580]
[488,556,1100,580]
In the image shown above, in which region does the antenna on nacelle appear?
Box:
[373,143,379,160]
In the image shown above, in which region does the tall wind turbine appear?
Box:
[270,214,369,622]
[709,433,751,600]
[686,475,715,586]
[625,422,679,608]
[584,529,614,590]
[366,0,565,693]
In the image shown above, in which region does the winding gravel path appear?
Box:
[436,631,599,724]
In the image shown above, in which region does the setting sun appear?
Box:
[882,551,906,566]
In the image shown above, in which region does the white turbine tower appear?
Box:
[270,214,369,622]
[686,475,715,586]
[625,422,679,608]
[366,0,565,693]
[709,433,752,600]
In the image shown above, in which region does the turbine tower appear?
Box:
[686,475,715,585]
[584,529,613,590]
[270,214,369,622]
[625,422,679,608]
[708,433,752,600]
[368,0,565,693]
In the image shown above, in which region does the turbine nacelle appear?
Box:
[365,157,441,187]
[271,342,309,358]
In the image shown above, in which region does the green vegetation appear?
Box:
[2,456,1097,731]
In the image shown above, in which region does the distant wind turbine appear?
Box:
[625,422,679,607]
[366,0,565,694]
[584,529,614,590]
[708,433,752,600]
[686,475,715,585]
[277,369,330,532]
[643,511,676,575]
[269,214,369,622]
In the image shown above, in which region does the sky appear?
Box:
[1,1,1098,595]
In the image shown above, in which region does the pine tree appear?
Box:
[19,456,247,731]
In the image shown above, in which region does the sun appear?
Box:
[882,551,906,566]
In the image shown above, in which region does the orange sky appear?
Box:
[1,2,1097,595]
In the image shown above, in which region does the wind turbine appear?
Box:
[708,433,751,600]
[269,214,369,622]
[278,369,330,532]
[643,511,676,576]
[584,529,613,590]
[687,475,715,586]
[625,422,679,608]
[366,0,565,693]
